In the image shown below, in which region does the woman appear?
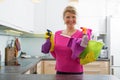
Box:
[50,6,88,75]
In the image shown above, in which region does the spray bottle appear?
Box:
[80,27,88,47]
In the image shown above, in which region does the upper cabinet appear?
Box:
[34,0,46,34]
[45,0,69,33]
[0,0,34,33]
[34,0,69,34]
[77,0,106,16]
[34,0,107,34]
[76,0,107,34]
[107,0,120,17]
[0,0,109,34]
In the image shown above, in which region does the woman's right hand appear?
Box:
[45,30,54,52]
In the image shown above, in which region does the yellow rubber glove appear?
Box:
[49,32,54,52]
[45,31,54,52]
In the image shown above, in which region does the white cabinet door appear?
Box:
[37,61,43,74]
[34,0,46,34]
[110,67,120,79]
[77,0,106,34]
[77,16,106,34]
[0,0,34,33]
[34,0,106,34]
[109,17,120,79]
[46,0,68,33]
[110,53,120,67]
[78,0,106,16]
[110,17,120,54]
[34,0,69,34]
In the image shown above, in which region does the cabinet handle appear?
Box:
[111,56,114,66]
[111,68,114,75]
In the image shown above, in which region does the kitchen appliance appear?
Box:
[99,49,108,59]
[109,16,120,79]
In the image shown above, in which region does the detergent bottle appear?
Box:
[80,27,89,47]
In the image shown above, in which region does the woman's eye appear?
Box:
[72,16,76,18]
[66,16,70,18]
[65,16,76,19]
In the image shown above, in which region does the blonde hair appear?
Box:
[63,6,77,18]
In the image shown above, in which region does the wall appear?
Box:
[20,37,47,56]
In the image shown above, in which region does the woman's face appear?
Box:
[63,12,76,28]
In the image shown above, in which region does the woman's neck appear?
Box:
[66,28,75,32]
[62,28,76,36]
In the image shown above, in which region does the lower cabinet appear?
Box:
[41,60,110,74]
[24,65,37,74]
[43,60,56,74]
[37,61,44,74]
[83,61,110,74]
[24,70,31,74]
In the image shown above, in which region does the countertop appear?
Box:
[0,58,41,74]
[0,56,118,80]
[41,55,110,61]
[0,56,110,74]
[0,74,119,80]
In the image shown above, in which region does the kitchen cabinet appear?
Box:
[109,17,120,79]
[34,0,69,34]
[77,0,107,34]
[42,60,56,74]
[24,65,37,74]
[37,61,44,74]
[107,0,120,17]
[45,0,69,33]
[34,0,46,34]
[42,60,109,74]
[76,0,107,34]
[34,0,107,34]
[77,16,107,34]
[110,67,120,79]
[83,61,109,74]
[78,0,106,16]
[0,0,34,33]
[24,69,31,74]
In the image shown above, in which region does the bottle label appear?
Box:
[80,35,88,47]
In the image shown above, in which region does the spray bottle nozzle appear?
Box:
[47,29,52,36]
[80,27,87,34]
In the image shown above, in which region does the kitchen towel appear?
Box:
[67,37,85,60]
[67,28,92,60]
[15,38,21,51]
[14,38,21,57]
